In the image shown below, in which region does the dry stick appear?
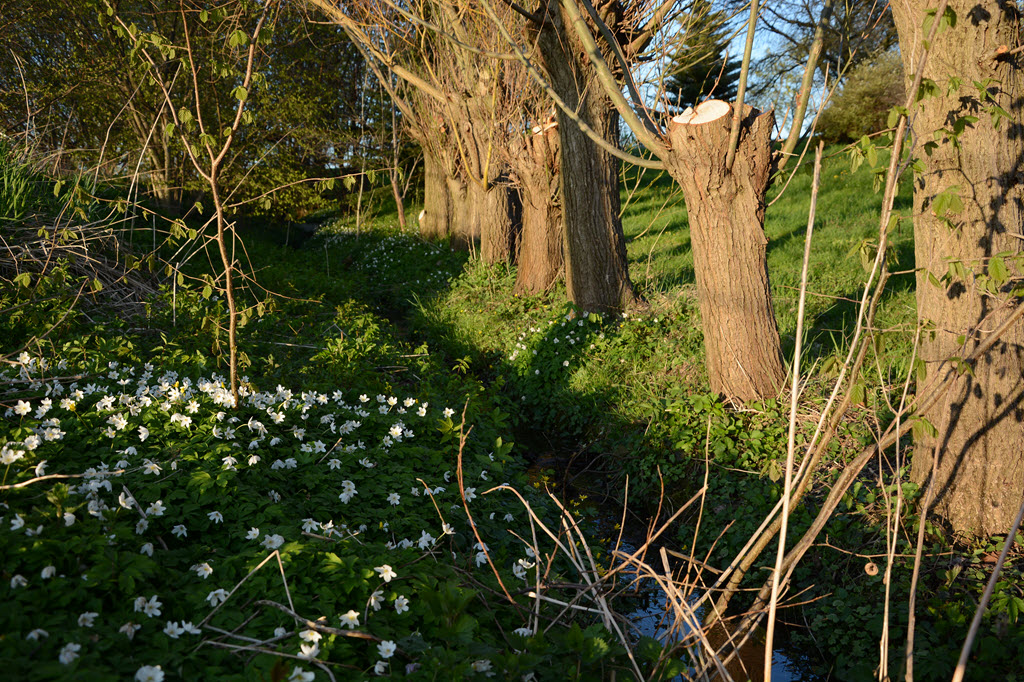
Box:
[735,301,1024,645]
[764,142,822,679]
[255,600,380,642]
[547,494,645,680]
[879,326,922,681]
[951,494,1024,682]
[724,0,759,171]
[453,406,516,606]
[776,0,835,170]
[199,550,287,628]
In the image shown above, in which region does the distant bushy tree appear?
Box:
[663,0,740,110]
[816,50,904,143]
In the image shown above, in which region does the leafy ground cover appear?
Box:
[4,146,1023,681]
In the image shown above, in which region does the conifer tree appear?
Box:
[663,0,739,110]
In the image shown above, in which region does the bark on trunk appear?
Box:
[477,173,521,265]
[446,175,475,251]
[420,147,451,240]
[666,101,786,402]
[535,0,638,312]
[892,0,1024,535]
[515,122,564,294]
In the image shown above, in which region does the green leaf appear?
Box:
[232,86,247,102]
[13,272,31,288]
[91,278,103,292]
[202,285,213,299]
[199,9,209,22]
[990,256,1008,287]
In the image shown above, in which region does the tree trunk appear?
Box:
[477,172,521,265]
[446,174,476,251]
[666,101,786,402]
[515,122,564,294]
[535,1,638,312]
[892,0,1024,535]
[420,148,451,239]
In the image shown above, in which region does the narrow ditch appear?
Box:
[525,449,815,681]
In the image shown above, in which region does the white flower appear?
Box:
[441,522,455,536]
[26,628,49,641]
[10,514,24,531]
[136,519,149,535]
[120,622,142,640]
[472,660,493,674]
[135,665,164,682]
[369,590,384,611]
[13,400,31,416]
[10,574,28,589]
[513,627,533,637]
[418,530,436,549]
[147,500,166,516]
[41,565,56,579]
[171,524,187,538]
[64,512,76,526]
[299,629,322,643]
[206,589,229,607]
[327,458,341,469]
[246,527,260,540]
[193,562,213,579]
[274,627,288,638]
[394,595,409,614]
[301,518,319,533]
[142,460,161,475]
[58,642,81,665]
[377,640,397,659]
[140,543,154,556]
[297,641,320,660]
[163,621,185,638]
[464,487,477,502]
[261,533,285,550]
[340,610,359,629]
[138,426,150,442]
[387,492,401,506]
[513,562,527,580]
[374,564,397,583]
[142,595,162,617]
[374,661,388,675]
[182,621,202,635]
[442,408,454,419]
[207,511,223,523]
[78,612,98,627]
[288,668,315,682]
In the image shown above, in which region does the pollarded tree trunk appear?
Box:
[535,0,638,312]
[420,147,452,239]
[446,174,476,251]
[666,101,786,402]
[892,0,1024,535]
[477,172,521,265]
[515,121,564,294]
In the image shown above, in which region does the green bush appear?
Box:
[817,51,905,144]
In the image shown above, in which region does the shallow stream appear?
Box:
[526,453,812,681]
